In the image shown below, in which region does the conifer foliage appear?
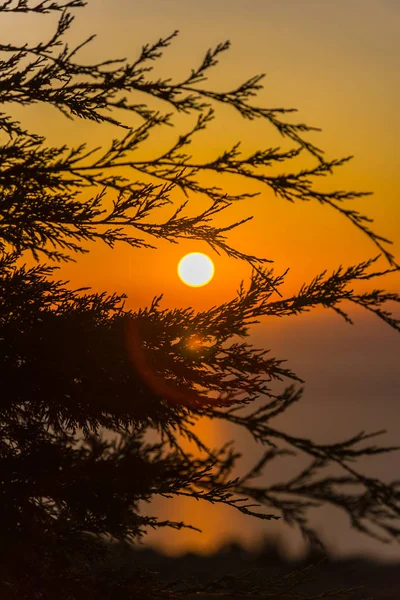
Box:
[1,1,399,597]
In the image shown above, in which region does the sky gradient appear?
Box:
[7,0,400,560]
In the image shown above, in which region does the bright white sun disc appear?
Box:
[178,252,215,287]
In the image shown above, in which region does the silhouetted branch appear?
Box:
[1,3,399,597]
[0,7,395,265]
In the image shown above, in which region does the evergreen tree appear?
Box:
[1,2,399,598]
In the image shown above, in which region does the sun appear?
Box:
[177,252,215,287]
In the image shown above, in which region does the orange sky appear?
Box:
[4,0,400,310]
[5,0,400,560]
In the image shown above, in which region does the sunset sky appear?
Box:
[5,0,400,560]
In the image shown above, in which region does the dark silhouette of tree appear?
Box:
[0,1,399,598]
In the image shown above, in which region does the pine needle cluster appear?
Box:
[0,2,399,598]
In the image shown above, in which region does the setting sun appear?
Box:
[177,253,215,287]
